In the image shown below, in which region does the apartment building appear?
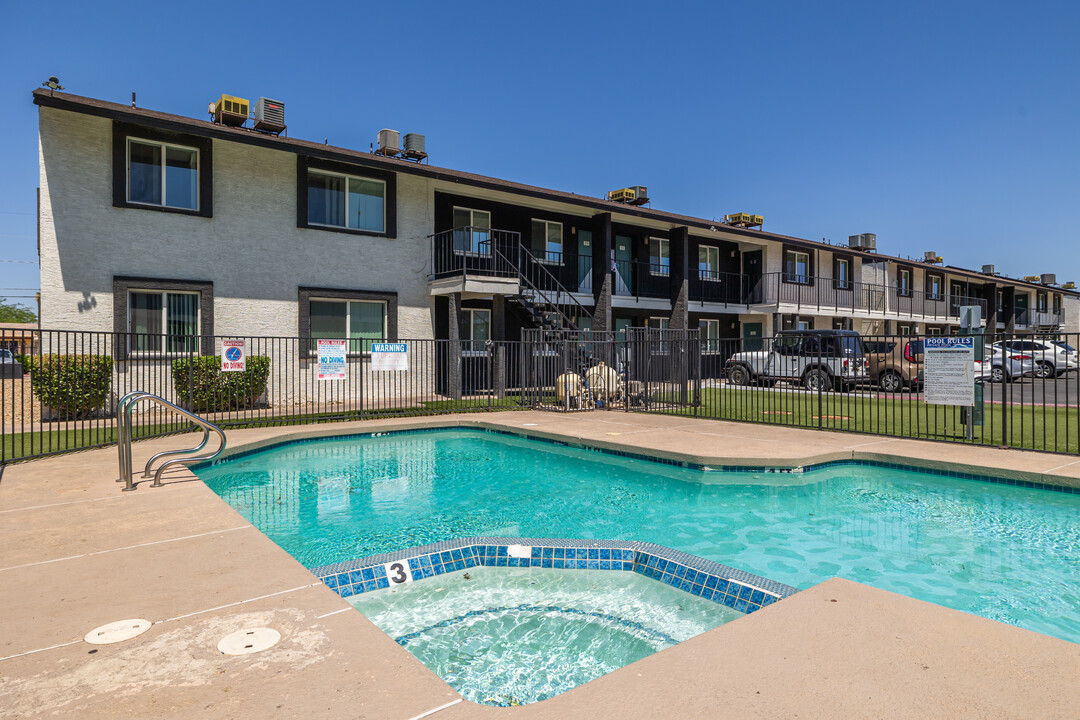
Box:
[33,89,1078,357]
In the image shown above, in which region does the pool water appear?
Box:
[197,429,1080,644]
[349,567,740,705]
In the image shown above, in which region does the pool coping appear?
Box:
[311,537,798,617]
[198,420,1080,494]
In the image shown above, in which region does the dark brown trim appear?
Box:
[832,253,853,290]
[297,286,398,359]
[925,270,945,300]
[296,155,397,238]
[112,122,213,218]
[112,276,214,359]
[782,244,814,285]
[896,264,914,297]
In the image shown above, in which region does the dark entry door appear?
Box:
[743,251,763,303]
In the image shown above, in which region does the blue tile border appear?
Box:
[310,537,799,616]
[192,425,1080,495]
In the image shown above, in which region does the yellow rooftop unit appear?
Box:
[1023,275,1043,283]
[724,213,763,229]
[607,187,636,204]
[209,94,249,127]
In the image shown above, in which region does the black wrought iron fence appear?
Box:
[4,327,1079,464]
[0,330,529,464]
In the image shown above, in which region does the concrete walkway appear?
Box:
[1,412,1078,718]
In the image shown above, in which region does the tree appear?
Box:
[0,298,37,323]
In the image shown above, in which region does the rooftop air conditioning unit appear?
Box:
[628,185,649,205]
[1063,281,1076,290]
[253,97,286,134]
[210,94,249,127]
[1041,273,1057,285]
[981,264,996,275]
[377,129,401,157]
[848,233,876,251]
[607,187,636,203]
[1023,275,1042,283]
[402,132,427,160]
[924,251,943,264]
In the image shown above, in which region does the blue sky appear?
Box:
[2,1,1078,312]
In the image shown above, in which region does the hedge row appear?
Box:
[24,354,114,418]
[172,356,271,412]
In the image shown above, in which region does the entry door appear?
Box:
[742,322,763,352]
[614,235,632,295]
[578,230,593,292]
[743,251,763,303]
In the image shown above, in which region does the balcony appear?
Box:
[429,227,521,281]
[689,270,759,305]
[613,260,671,300]
[762,273,886,314]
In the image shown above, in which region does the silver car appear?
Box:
[979,347,1035,383]
[989,339,1078,378]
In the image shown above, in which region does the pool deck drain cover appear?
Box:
[218,628,281,655]
[84,619,151,645]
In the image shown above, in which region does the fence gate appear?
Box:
[520,328,701,413]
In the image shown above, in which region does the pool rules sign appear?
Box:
[924,337,975,406]
[221,339,246,372]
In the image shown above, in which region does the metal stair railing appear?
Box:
[116,392,226,492]
[493,241,593,331]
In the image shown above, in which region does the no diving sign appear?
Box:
[221,339,246,372]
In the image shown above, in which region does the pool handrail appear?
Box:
[116,392,226,491]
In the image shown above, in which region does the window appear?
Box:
[899,324,911,336]
[126,138,199,210]
[834,257,851,289]
[997,289,1005,312]
[700,318,720,352]
[1037,292,1048,313]
[650,238,670,276]
[928,327,943,336]
[453,207,491,253]
[647,317,669,330]
[784,250,811,284]
[309,298,387,353]
[927,274,943,300]
[796,319,812,330]
[699,245,719,280]
[128,290,199,353]
[1053,294,1062,313]
[530,220,562,262]
[897,268,912,297]
[307,170,386,232]
[463,309,491,352]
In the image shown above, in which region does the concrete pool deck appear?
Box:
[1,412,1077,718]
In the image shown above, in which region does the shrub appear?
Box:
[24,354,114,418]
[172,355,271,412]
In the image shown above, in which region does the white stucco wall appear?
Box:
[38,107,435,339]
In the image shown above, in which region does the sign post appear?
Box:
[317,339,347,381]
[221,339,246,372]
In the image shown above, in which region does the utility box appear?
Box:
[253,97,285,134]
[377,129,401,156]
[210,94,249,127]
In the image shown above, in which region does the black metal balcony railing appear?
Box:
[530,250,594,294]
[613,260,670,299]
[689,270,759,305]
[763,273,887,313]
[430,227,522,280]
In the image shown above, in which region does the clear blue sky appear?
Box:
[2,0,1078,310]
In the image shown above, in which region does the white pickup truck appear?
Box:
[725,330,869,392]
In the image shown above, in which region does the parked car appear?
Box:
[0,349,15,363]
[988,339,1078,378]
[726,330,869,392]
[864,339,923,392]
[981,346,1036,382]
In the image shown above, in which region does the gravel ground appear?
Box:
[2,376,43,429]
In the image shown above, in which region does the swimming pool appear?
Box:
[196,428,1080,644]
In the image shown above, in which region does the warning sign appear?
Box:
[924,337,975,406]
[371,343,408,372]
[318,339,347,381]
[221,339,246,372]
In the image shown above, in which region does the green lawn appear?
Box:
[1,396,528,463]
[654,387,1080,454]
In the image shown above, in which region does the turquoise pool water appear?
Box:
[197,429,1080,644]
[350,567,741,705]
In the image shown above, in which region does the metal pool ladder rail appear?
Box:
[116,392,227,491]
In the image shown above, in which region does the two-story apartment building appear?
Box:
[33,89,1078,360]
